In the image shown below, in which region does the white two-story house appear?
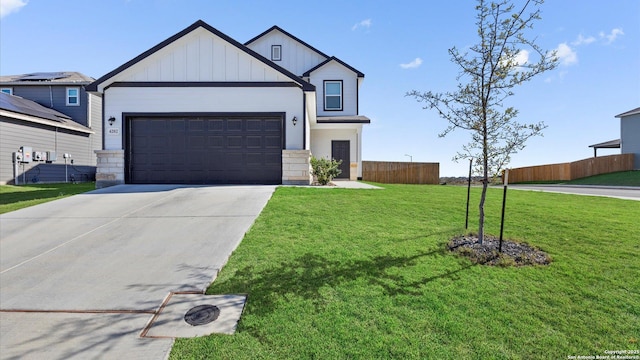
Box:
[88,20,369,187]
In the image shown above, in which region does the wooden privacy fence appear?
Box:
[362,161,439,184]
[508,154,634,183]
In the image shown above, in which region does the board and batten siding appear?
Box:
[103,28,291,85]
[245,29,327,76]
[88,93,103,148]
[620,112,640,169]
[9,85,90,126]
[103,86,304,150]
[0,117,96,184]
[309,62,359,116]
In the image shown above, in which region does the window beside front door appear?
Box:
[1,88,12,95]
[324,80,343,111]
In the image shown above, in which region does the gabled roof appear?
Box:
[615,107,640,118]
[0,93,93,133]
[245,25,330,60]
[86,20,314,92]
[0,72,94,85]
[302,56,365,78]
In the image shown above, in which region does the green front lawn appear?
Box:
[566,170,640,186]
[171,185,639,359]
[0,182,95,214]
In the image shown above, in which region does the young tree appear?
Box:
[407,0,557,243]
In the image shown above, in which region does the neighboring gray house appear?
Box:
[0,72,102,184]
[589,106,640,170]
[617,107,640,169]
[87,20,369,187]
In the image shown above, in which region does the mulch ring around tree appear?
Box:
[448,234,551,267]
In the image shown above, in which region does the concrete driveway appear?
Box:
[0,184,275,360]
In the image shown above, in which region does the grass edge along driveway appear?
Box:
[0,182,95,214]
[170,184,640,360]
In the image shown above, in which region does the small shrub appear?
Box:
[311,156,342,185]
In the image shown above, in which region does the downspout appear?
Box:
[101,89,106,150]
[302,90,306,150]
[356,78,359,115]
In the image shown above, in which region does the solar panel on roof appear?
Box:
[19,72,69,81]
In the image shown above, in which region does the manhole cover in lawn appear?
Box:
[184,305,220,326]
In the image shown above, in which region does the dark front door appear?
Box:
[331,140,350,179]
[127,115,283,184]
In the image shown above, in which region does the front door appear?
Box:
[331,140,350,179]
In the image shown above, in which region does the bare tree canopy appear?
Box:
[407,0,558,243]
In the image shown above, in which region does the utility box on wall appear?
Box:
[33,151,47,161]
[20,146,32,163]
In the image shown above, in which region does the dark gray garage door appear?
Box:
[127,114,283,184]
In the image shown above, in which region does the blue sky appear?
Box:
[1,0,638,176]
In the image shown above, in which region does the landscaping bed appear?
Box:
[448,234,551,266]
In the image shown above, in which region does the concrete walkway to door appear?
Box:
[0,185,275,360]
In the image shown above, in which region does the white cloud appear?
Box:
[555,43,577,66]
[0,0,27,18]
[498,50,528,70]
[513,50,529,66]
[600,28,624,44]
[572,34,596,46]
[352,19,372,31]
[400,57,423,69]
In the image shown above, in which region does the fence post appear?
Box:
[499,169,509,253]
[465,158,472,230]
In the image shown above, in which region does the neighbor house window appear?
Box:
[1,88,12,95]
[66,87,79,106]
[324,80,343,111]
[271,45,282,61]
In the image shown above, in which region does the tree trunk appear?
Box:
[478,177,488,245]
[478,119,489,245]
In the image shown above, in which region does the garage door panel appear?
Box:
[208,119,224,131]
[128,115,282,184]
[149,136,168,148]
[227,119,243,131]
[264,119,281,132]
[208,136,224,148]
[265,153,281,166]
[188,135,206,149]
[246,136,262,148]
[246,119,262,131]
[170,120,186,131]
[265,136,282,148]
[188,119,205,131]
[149,119,167,132]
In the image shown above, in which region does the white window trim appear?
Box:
[66,87,80,106]
[1,88,13,95]
[324,80,343,111]
[271,45,282,61]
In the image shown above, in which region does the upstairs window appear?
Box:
[271,45,282,61]
[66,87,79,106]
[324,80,343,111]
[1,88,12,95]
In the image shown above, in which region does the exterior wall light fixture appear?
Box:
[108,116,116,126]
[292,116,297,126]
